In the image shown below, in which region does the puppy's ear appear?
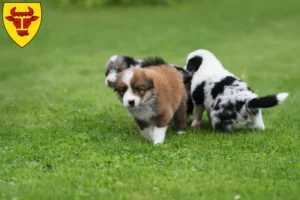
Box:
[105,69,109,76]
[186,56,203,73]
[123,56,138,68]
[146,79,154,90]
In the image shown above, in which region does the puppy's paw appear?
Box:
[153,140,164,145]
[177,131,185,135]
[152,126,167,145]
[251,124,265,130]
[191,120,201,128]
[141,126,153,140]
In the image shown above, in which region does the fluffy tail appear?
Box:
[248,93,289,108]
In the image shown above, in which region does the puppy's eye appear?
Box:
[117,69,123,73]
[116,88,126,96]
[136,88,144,95]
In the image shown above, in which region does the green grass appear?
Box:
[1,1,300,199]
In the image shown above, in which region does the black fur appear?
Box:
[145,79,154,90]
[215,106,237,132]
[211,76,238,99]
[218,109,237,121]
[192,82,206,105]
[214,99,221,110]
[186,56,203,73]
[123,56,139,68]
[174,66,192,85]
[215,120,233,132]
[186,94,194,115]
[249,108,259,115]
[248,95,279,108]
[141,57,167,67]
[235,100,245,112]
[247,86,253,92]
[173,66,193,115]
[223,102,234,111]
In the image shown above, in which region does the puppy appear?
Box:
[105,55,142,87]
[114,58,187,144]
[104,54,193,114]
[185,49,289,132]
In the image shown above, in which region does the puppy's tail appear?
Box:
[248,93,289,108]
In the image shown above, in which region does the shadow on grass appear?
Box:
[67,107,263,146]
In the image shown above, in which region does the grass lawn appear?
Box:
[1,0,300,199]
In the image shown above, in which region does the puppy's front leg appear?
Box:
[151,126,168,144]
[135,119,152,140]
[191,104,205,128]
[152,111,172,144]
[141,126,154,140]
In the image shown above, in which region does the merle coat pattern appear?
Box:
[185,49,289,132]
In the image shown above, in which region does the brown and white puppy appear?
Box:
[114,58,187,144]
[104,54,194,115]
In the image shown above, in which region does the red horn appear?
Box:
[10,7,16,16]
[28,7,34,16]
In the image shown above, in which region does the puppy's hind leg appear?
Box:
[174,99,187,135]
[191,104,205,128]
[250,109,265,130]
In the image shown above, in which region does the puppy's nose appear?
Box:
[107,80,113,85]
[128,100,135,107]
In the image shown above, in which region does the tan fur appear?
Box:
[115,65,187,132]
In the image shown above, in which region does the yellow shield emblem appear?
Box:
[2,3,42,47]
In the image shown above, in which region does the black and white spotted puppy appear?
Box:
[185,49,289,132]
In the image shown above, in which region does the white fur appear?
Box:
[141,126,167,144]
[151,126,167,144]
[190,50,231,93]
[110,55,118,62]
[123,70,133,85]
[277,93,289,104]
[122,70,142,107]
[105,70,117,86]
[250,109,265,130]
[177,131,185,135]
